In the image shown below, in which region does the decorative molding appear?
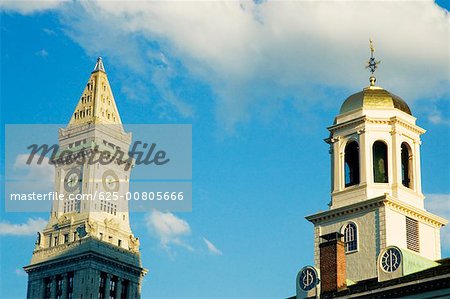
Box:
[384,198,447,227]
[305,195,447,228]
[25,238,146,278]
[327,116,366,133]
[306,195,386,224]
[328,116,425,137]
[389,117,426,135]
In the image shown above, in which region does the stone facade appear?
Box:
[25,238,143,299]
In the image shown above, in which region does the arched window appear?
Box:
[343,223,358,252]
[344,141,360,187]
[373,141,388,183]
[401,143,413,188]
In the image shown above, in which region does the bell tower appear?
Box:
[327,54,424,210]
[306,41,447,283]
[24,58,147,299]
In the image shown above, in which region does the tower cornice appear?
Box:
[306,195,447,228]
[327,115,425,137]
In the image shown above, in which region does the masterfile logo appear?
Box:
[4,124,192,212]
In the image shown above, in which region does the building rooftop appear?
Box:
[289,258,450,299]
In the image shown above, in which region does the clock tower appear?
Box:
[24,58,147,299]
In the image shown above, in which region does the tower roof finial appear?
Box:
[93,56,106,73]
[366,39,381,87]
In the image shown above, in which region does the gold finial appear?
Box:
[366,39,381,86]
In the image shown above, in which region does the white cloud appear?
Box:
[0,0,66,15]
[203,237,223,256]
[12,154,55,192]
[146,211,224,255]
[59,1,449,130]
[3,1,449,130]
[427,107,450,126]
[0,218,47,236]
[146,210,193,251]
[426,194,450,250]
[42,28,57,35]
[35,49,49,58]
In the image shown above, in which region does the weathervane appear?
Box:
[366,39,381,86]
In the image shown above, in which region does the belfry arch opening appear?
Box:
[373,141,388,183]
[401,142,413,188]
[344,141,360,187]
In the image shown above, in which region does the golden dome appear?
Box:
[340,86,412,115]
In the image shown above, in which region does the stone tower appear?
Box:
[305,44,447,283]
[24,57,147,299]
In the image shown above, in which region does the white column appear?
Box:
[364,133,374,189]
[358,129,367,184]
[413,139,422,194]
[390,127,401,196]
[332,137,341,193]
[389,129,399,190]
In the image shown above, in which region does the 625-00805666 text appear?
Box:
[9,191,184,201]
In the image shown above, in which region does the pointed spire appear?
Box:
[93,56,106,73]
[68,57,123,127]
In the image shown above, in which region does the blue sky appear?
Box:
[0,1,449,298]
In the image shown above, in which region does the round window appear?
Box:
[298,266,318,291]
[381,247,402,272]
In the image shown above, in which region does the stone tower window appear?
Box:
[44,277,52,299]
[110,276,117,297]
[373,141,388,183]
[121,280,129,298]
[344,141,360,187]
[99,272,107,299]
[68,272,74,299]
[401,142,413,188]
[343,222,357,253]
[56,275,63,298]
